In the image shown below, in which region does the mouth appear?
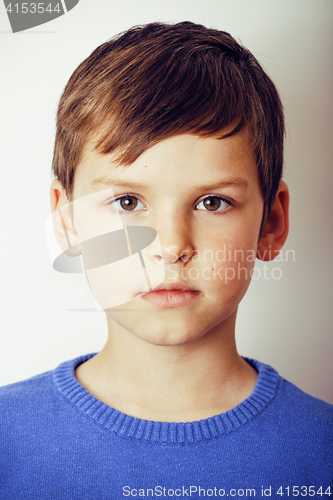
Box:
[137,282,201,308]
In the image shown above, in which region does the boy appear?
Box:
[1,21,332,499]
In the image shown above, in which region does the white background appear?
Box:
[0,0,332,403]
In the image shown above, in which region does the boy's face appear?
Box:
[71,129,264,346]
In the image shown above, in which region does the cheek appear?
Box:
[195,218,260,297]
[209,244,256,294]
[72,190,124,242]
[84,254,150,309]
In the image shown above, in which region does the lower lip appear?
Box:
[139,290,201,308]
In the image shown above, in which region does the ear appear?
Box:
[50,179,80,257]
[257,180,289,261]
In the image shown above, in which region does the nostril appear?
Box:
[179,249,192,263]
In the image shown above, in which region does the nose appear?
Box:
[146,214,195,264]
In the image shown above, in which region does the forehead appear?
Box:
[73,130,259,199]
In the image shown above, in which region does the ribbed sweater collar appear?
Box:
[53,353,280,444]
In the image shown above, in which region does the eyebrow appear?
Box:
[90,176,249,191]
[91,177,148,191]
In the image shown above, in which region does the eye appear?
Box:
[108,195,145,212]
[195,195,232,212]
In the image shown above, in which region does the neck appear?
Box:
[75,309,258,422]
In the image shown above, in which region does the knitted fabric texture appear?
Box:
[0,354,332,499]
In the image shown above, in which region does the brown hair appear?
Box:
[52,21,285,237]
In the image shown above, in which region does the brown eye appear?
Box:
[197,196,229,212]
[119,196,139,211]
[108,195,144,214]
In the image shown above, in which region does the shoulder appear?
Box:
[249,358,333,426]
[278,376,333,423]
[266,371,333,454]
[0,369,53,397]
[0,369,56,415]
[248,358,333,450]
[0,357,87,457]
[0,369,53,393]
[0,353,95,424]
[245,359,333,480]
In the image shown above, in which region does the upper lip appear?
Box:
[150,282,198,292]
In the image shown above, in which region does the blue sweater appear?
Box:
[0,354,332,499]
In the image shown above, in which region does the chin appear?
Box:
[137,327,206,348]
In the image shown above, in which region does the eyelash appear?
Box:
[107,194,234,215]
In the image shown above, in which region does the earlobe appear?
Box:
[257,180,289,261]
[50,179,81,256]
